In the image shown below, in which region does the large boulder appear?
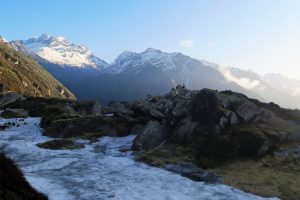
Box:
[73,100,102,116]
[1,108,29,118]
[171,117,199,143]
[132,121,169,151]
[43,116,134,138]
[2,96,76,117]
[132,101,165,119]
[107,101,133,115]
[0,93,24,109]
[40,104,76,128]
[190,89,224,126]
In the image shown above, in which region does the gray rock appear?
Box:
[132,101,165,119]
[172,100,189,119]
[131,124,144,135]
[73,100,102,116]
[108,101,132,115]
[37,139,84,150]
[172,117,199,143]
[164,162,222,183]
[0,93,24,108]
[235,101,260,122]
[43,116,133,138]
[1,108,29,118]
[132,121,169,150]
[148,106,165,119]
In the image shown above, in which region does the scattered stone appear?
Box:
[1,108,29,118]
[37,139,84,150]
[164,162,222,183]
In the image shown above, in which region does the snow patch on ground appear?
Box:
[0,118,279,200]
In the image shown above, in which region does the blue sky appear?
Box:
[1,0,300,77]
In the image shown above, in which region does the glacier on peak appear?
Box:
[105,48,189,74]
[10,34,107,69]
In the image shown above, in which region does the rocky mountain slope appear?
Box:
[10,34,108,95]
[0,40,75,99]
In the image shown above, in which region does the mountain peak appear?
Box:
[0,36,8,43]
[38,33,52,40]
[143,47,162,53]
[10,34,107,69]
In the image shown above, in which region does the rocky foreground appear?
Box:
[1,86,300,199]
[0,117,278,200]
[0,153,47,200]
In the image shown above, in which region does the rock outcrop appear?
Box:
[0,153,47,200]
[2,85,299,164]
[164,162,222,183]
[132,121,169,150]
[73,100,102,116]
[129,86,300,161]
[1,108,29,118]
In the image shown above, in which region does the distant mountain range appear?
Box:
[7,34,300,108]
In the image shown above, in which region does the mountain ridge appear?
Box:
[8,34,300,108]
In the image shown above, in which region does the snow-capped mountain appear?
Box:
[104,48,249,91]
[105,48,185,74]
[10,34,107,69]
[10,34,108,96]
[8,34,300,108]
[75,48,258,104]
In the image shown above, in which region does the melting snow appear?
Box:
[0,118,279,200]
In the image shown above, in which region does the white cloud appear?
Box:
[218,65,263,90]
[179,39,194,49]
[208,41,219,48]
[292,87,300,96]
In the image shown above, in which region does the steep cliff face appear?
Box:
[0,41,76,99]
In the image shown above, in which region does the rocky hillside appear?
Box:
[0,41,75,99]
[0,153,47,200]
[9,34,107,98]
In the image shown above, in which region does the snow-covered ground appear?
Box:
[0,117,279,200]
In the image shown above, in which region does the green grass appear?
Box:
[212,154,300,200]
[0,42,75,99]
